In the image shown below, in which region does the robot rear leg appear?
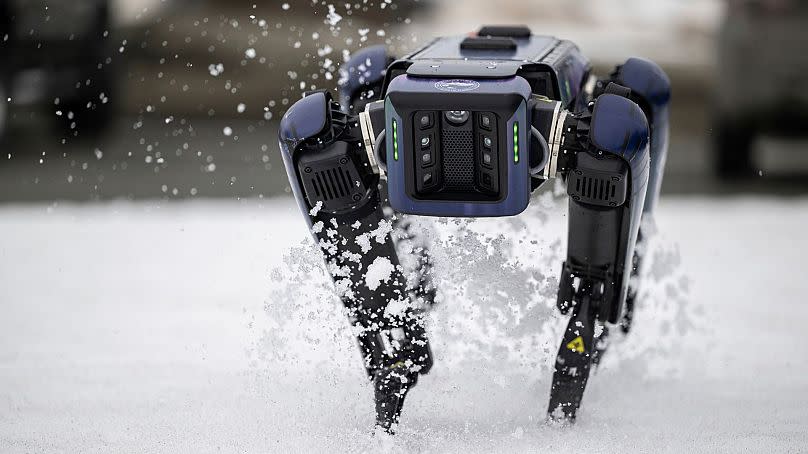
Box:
[594,58,672,335]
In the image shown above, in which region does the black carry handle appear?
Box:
[478,25,532,38]
[460,37,517,51]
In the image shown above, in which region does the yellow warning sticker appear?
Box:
[566,336,585,354]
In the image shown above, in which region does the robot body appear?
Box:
[278,26,671,431]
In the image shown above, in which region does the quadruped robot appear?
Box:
[278,26,671,432]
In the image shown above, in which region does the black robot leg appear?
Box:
[547,93,651,421]
[279,91,433,433]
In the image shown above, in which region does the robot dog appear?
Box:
[278,26,670,432]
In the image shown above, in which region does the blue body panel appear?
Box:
[590,93,650,165]
[555,45,589,107]
[279,91,329,152]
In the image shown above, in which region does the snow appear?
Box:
[364,256,394,291]
[1,196,807,453]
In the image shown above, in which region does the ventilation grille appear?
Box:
[576,177,615,201]
[441,129,475,190]
[310,166,354,202]
[297,141,365,214]
[568,170,628,207]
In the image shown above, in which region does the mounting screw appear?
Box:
[339,157,349,164]
[611,176,621,181]
[575,170,582,175]
[304,167,312,173]
[352,194,361,201]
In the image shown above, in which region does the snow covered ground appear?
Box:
[1,195,806,453]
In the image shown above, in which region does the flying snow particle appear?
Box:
[208,63,224,77]
[326,4,343,26]
[237,103,246,113]
[223,126,233,136]
[309,200,323,216]
[355,219,393,253]
[244,48,256,59]
[317,45,333,57]
[383,298,408,318]
[365,257,394,290]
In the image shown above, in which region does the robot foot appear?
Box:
[547,295,597,422]
[373,363,418,434]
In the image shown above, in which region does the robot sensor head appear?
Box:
[384,75,533,217]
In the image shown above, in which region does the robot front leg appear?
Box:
[278,91,433,433]
[547,92,651,420]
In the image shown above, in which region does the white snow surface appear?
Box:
[1,195,807,453]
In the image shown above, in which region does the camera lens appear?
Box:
[444,110,469,125]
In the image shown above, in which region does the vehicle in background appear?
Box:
[0,0,114,139]
[714,0,808,178]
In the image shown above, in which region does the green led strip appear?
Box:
[513,122,519,163]
[392,119,399,161]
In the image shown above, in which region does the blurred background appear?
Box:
[2,1,808,451]
[0,0,806,204]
